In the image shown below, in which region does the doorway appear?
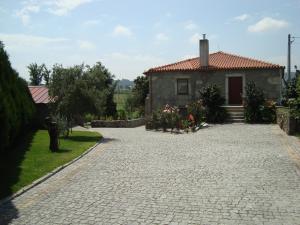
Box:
[228,76,243,105]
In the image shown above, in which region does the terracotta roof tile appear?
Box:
[28,86,50,104]
[144,51,284,74]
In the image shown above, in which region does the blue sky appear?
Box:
[0,0,300,81]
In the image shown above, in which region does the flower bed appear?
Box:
[146,102,206,133]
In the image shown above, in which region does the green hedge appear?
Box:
[0,41,36,151]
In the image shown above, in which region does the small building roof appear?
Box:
[28,86,50,104]
[144,51,284,74]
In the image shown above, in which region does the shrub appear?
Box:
[282,77,298,106]
[244,82,276,123]
[187,101,205,125]
[244,82,265,123]
[289,75,300,119]
[199,85,228,123]
[117,109,127,120]
[0,41,36,151]
[147,104,206,132]
[84,113,95,123]
[147,105,180,132]
[261,101,276,123]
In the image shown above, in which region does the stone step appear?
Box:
[227,118,245,123]
[228,112,244,116]
[225,107,244,112]
[229,115,244,119]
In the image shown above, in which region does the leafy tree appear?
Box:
[132,76,149,106]
[0,41,35,151]
[282,77,298,106]
[28,63,45,85]
[289,75,300,119]
[42,66,51,85]
[125,76,149,116]
[199,84,227,123]
[244,82,265,122]
[48,62,116,136]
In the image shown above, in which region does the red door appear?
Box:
[228,77,243,105]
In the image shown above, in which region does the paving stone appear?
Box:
[0,124,300,224]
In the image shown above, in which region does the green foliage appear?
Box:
[84,113,95,123]
[289,75,300,119]
[261,101,276,123]
[117,109,127,120]
[244,81,265,122]
[43,66,51,85]
[48,62,117,135]
[199,85,227,123]
[181,119,191,133]
[147,105,181,132]
[114,90,132,111]
[0,41,36,151]
[187,101,205,125]
[282,77,298,106]
[28,63,51,86]
[244,81,276,123]
[52,115,70,137]
[124,76,149,116]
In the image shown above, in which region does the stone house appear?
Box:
[144,35,284,114]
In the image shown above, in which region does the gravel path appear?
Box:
[1,124,300,225]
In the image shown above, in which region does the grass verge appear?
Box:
[0,130,102,199]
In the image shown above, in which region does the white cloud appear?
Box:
[189,33,202,44]
[184,21,198,30]
[112,25,132,37]
[47,0,92,16]
[104,52,166,79]
[248,17,288,32]
[83,19,100,26]
[234,14,250,21]
[0,33,68,50]
[155,33,169,41]
[77,40,95,50]
[15,4,40,25]
[15,0,93,25]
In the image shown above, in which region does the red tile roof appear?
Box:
[144,51,284,74]
[28,86,50,104]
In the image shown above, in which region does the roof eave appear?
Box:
[144,66,284,74]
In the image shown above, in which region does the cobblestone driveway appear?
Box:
[1,124,300,225]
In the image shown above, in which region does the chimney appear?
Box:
[200,34,209,67]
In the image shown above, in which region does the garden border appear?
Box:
[0,138,102,206]
[91,118,145,128]
[276,106,299,135]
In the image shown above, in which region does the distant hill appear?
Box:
[115,79,133,90]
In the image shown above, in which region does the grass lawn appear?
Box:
[114,90,132,111]
[0,130,102,200]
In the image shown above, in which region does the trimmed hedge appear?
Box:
[0,41,35,151]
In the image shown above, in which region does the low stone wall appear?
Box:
[276,107,298,135]
[91,118,145,128]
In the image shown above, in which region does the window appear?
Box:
[177,79,189,95]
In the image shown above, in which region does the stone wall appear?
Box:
[276,107,298,135]
[91,118,145,128]
[149,68,282,113]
